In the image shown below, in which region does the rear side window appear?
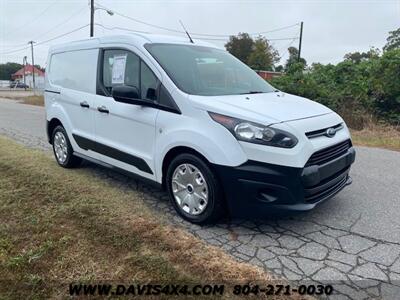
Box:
[49,49,98,93]
[102,50,140,94]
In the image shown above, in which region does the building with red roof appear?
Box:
[11,64,45,89]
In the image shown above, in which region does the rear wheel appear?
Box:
[166,153,224,224]
[52,126,81,168]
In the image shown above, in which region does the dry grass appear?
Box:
[0,137,303,299]
[1,95,44,106]
[351,124,400,152]
[19,95,44,106]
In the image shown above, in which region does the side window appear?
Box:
[49,49,97,93]
[141,62,159,101]
[100,48,179,112]
[102,50,139,94]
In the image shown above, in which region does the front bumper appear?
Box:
[213,147,356,217]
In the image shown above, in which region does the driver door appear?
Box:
[94,48,159,180]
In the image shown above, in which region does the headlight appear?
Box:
[209,112,298,148]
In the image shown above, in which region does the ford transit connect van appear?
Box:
[45,34,355,224]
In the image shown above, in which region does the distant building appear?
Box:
[11,64,45,89]
[255,70,283,81]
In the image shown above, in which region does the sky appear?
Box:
[0,0,399,68]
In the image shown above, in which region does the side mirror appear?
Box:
[112,85,140,104]
[146,88,157,100]
[112,85,158,108]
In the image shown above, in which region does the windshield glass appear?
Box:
[145,43,275,96]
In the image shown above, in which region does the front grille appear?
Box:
[305,139,352,167]
[304,168,349,203]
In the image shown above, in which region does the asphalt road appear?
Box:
[1,98,400,299]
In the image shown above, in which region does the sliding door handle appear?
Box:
[97,106,109,114]
[80,101,90,108]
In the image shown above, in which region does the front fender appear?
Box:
[154,111,248,183]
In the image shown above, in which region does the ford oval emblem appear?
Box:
[325,128,336,138]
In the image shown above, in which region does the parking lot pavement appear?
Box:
[1,98,400,299]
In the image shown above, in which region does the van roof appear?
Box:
[48,33,220,53]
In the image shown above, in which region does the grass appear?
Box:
[2,95,44,106]
[19,95,44,106]
[0,137,301,300]
[351,125,400,152]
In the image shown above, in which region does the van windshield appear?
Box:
[145,43,276,96]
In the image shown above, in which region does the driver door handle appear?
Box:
[80,101,89,108]
[97,106,109,114]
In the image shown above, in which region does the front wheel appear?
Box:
[52,125,82,168]
[166,153,225,224]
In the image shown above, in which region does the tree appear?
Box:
[247,36,279,70]
[383,28,400,52]
[284,47,306,72]
[275,65,284,72]
[0,62,23,80]
[370,48,400,122]
[344,48,380,63]
[34,64,45,72]
[225,33,254,64]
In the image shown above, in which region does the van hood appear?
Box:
[190,92,332,125]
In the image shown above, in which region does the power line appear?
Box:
[95,2,183,34]
[94,23,151,34]
[2,5,86,50]
[1,41,29,49]
[8,0,58,36]
[95,23,298,43]
[0,45,30,55]
[97,10,106,35]
[32,5,87,40]
[0,24,90,55]
[94,2,300,38]
[191,23,300,38]
[278,38,297,63]
[35,24,90,46]
[200,36,299,42]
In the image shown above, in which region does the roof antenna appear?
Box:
[179,20,194,43]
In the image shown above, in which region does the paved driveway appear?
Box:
[1,98,399,299]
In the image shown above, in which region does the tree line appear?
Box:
[225,28,400,127]
[0,63,45,81]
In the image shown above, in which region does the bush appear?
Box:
[270,49,400,128]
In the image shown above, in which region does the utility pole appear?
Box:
[28,41,36,91]
[298,21,303,62]
[90,0,94,37]
[23,56,27,90]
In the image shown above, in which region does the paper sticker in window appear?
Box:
[111,55,127,84]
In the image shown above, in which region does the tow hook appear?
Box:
[345,176,353,186]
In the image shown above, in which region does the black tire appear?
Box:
[51,125,82,168]
[166,153,225,224]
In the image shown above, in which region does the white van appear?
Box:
[45,34,355,224]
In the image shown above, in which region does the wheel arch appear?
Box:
[161,146,211,189]
[47,118,64,144]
